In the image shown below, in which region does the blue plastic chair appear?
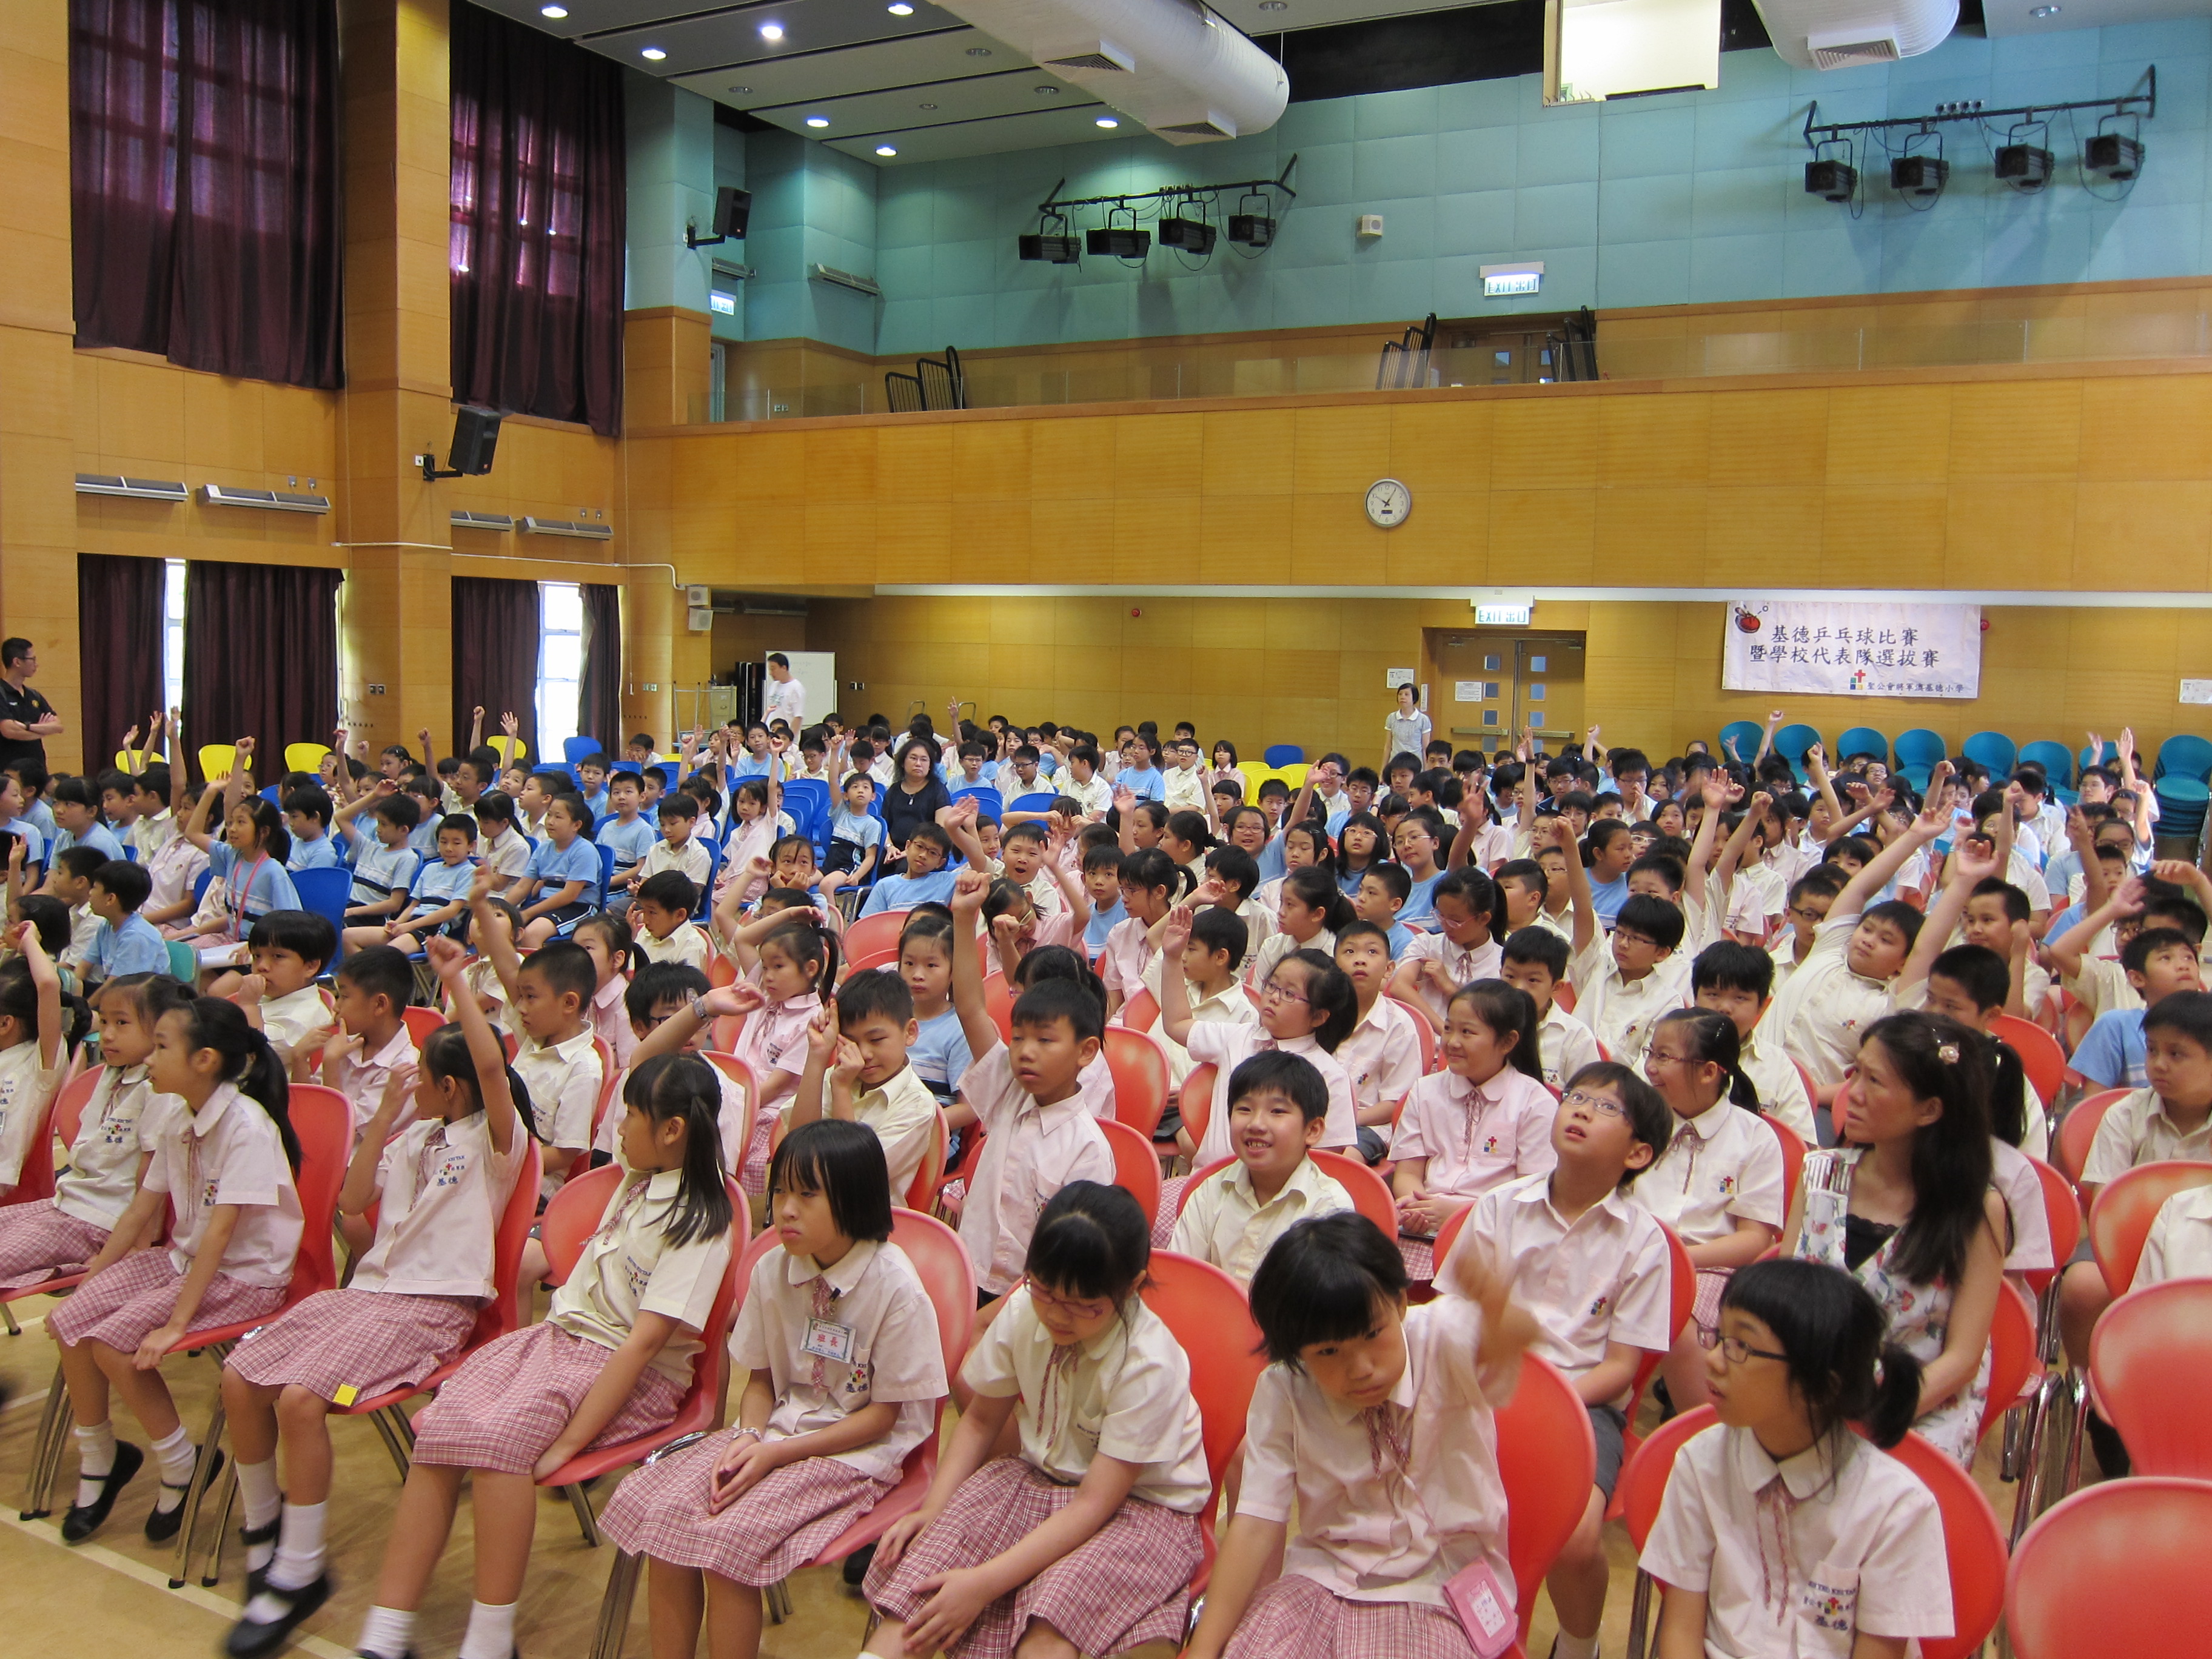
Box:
[783,778,831,846]
[288,866,352,941]
[692,836,722,917]
[1010,792,1057,813]
[1837,726,1890,766]
[2154,735,2212,817]
[192,867,213,907]
[2019,741,2075,789]
[260,785,282,806]
[596,842,616,908]
[1262,745,1305,766]
[1962,731,2019,777]
[950,786,1003,822]
[1891,728,1946,789]
[1717,721,1763,763]
[563,736,603,766]
[1772,723,1822,771]
[2080,740,2120,776]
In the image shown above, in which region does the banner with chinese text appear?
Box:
[1721,600,1981,699]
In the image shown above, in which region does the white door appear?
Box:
[768,651,837,729]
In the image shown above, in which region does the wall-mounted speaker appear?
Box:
[688,187,752,248]
[422,406,501,481]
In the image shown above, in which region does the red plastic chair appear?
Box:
[1119,987,1160,1033]
[2089,1159,2212,1293]
[1553,980,1577,1015]
[982,972,1014,1044]
[1791,1056,1820,1111]
[1139,1251,1267,1596]
[2026,1156,2083,1295]
[0,1070,90,1337]
[1098,1116,1161,1222]
[537,1170,751,1545]
[167,1085,352,1587]
[2008,1478,2212,1659]
[706,951,736,989]
[399,1004,447,1047]
[703,1051,758,1176]
[563,1036,618,1181]
[1617,1403,1720,1659]
[2053,1088,2128,1184]
[335,1138,545,1478]
[1495,1353,1597,1643]
[1761,1110,1806,1208]
[1178,1062,1217,1150]
[842,908,910,972]
[904,1110,948,1212]
[1102,1025,1171,1139]
[1980,1278,2040,1446]
[1386,994,1439,1074]
[1993,1013,2066,1106]
[1607,1226,1695,1517]
[2087,1279,2212,1478]
[1308,1148,1399,1238]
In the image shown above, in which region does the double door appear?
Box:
[1429,632,1587,753]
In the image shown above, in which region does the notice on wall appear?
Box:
[2182,680,2212,706]
[1386,667,1416,689]
[1455,681,1484,703]
[1721,600,1982,699]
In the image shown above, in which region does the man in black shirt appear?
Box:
[0,638,62,775]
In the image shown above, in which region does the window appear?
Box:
[537,582,583,756]
[163,558,186,719]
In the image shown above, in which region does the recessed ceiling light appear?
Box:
[1036,84,1059,94]
[2029,4,2059,12]
[876,144,898,155]
[759,21,784,39]
[729,84,751,93]
[1259,2,1286,10]
[1096,116,1119,127]
[539,3,567,16]
[887,2,914,12]
[805,115,829,126]
[641,45,667,59]
[965,45,991,55]
[919,101,937,109]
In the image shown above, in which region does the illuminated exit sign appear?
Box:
[1481,263,1543,298]
[1476,603,1533,626]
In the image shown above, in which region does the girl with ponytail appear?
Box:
[1640,1258,1954,1658]
[49,996,306,1546]
[1636,1007,1789,1412]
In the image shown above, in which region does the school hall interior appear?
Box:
[5,0,2212,1654]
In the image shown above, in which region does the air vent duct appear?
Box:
[76,474,189,501]
[199,483,332,514]
[518,517,612,540]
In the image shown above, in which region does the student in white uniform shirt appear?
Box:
[1690,942,1818,1144]
[351,1053,737,1659]
[0,922,65,1200]
[471,792,532,883]
[601,1118,949,1659]
[631,872,713,972]
[1555,811,1690,1068]
[471,879,606,1208]
[1182,1209,1537,1659]
[1386,864,1506,1027]
[220,937,532,1657]
[1332,920,1424,1164]
[1140,905,1258,1087]
[1170,1051,1350,1285]
[1640,1258,1954,1659]
[2133,1179,2212,1287]
[1634,1010,1788,1416]
[788,971,942,1204]
[235,910,339,1078]
[1500,928,1604,1091]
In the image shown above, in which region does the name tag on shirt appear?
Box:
[802,1318,856,1363]
[1443,1560,1517,1658]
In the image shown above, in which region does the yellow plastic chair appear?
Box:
[284,743,332,776]
[489,735,529,765]
[113,750,147,773]
[1276,762,1310,788]
[1237,765,1276,798]
[198,743,238,783]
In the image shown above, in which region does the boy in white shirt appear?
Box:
[1162,737,1207,812]
[1170,1050,1349,1284]
[1500,928,1602,1090]
[1139,905,1256,1087]
[789,968,940,1203]
[472,869,605,1199]
[635,792,714,890]
[1689,942,1817,1143]
[1552,816,1688,1067]
[237,910,339,1079]
[632,872,712,971]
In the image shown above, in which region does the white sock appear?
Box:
[150,1424,195,1512]
[265,1501,327,1591]
[72,1422,118,1509]
[237,1456,282,1532]
[1554,1633,1600,1659]
[357,1605,417,1659]
[458,1598,517,1659]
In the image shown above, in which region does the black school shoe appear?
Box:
[240,1512,281,1598]
[225,1574,333,1659]
[144,1447,223,1542]
[61,1441,144,1543]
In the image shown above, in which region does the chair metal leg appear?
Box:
[1626,1568,1654,1659]
[368,1407,412,1480]
[201,1455,240,1586]
[588,1549,642,1659]
[169,1381,230,1587]
[2057,1371,2090,1504]
[21,1362,69,1518]
[2,1301,20,1335]
[765,1577,794,1624]
[566,1482,602,1547]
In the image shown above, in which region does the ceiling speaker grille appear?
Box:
[1810,36,1899,67]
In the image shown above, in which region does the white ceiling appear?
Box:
[1980,0,2210,35]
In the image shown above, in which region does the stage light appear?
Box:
[1087,226,1149,256]
[2086,132,2144,180]
[1019,233,1082,263]
[1803,158,1856,202]
[1157,216,1216,253]
[1227,213,1275,247]
[1996,144,2053,190]
[1890,155,1947,197]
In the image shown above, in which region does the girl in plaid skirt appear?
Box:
[354,1052,737,1659]
[863,1182,1209,1659]
[220,937,537,1659]
[602,1118,948,1658]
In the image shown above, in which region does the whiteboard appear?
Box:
[768,651,838,729]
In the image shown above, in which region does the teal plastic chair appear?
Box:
[1837,726,1890,765]
[166,939,197,981]
[2020,741,2074,789]
[1772,723,1822,773]
[1963,731,2019,777]
[2080,740,2120,776]
[1717,721,1762,762]
[2153,736,2212,829]
[1894,728,1948,791]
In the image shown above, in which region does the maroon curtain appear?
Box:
[452,577,541,760]
[450,1,625,436]
[577,584,622,753]
[183,561,343,765]
[76,555,166,768]
[70,0,343,389]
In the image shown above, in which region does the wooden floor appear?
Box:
[0,1288,2025,1658]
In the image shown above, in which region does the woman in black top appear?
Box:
[882,734,949,871]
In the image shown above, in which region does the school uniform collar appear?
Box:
[1441,1068,1506,1109]
[1230,1153,1333,1211]
[786,1237,880,1296]
[1319,1329,1421,1424]
[1517,1172,1639,1232]
[638,1165,685,1201]
[772,992,820,1017]
[1188,980,1242,1017]
[366,1026,417,1071]
[1272,1031,1319,1057]
[546,1025,598,1062]
[186,1081,242,1138]
[1729,1423,1842,1502]
[593,977,626,1013]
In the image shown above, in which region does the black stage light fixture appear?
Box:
[1087,226,1150,256]
[1227,213,1275,247]
[1804,158,1856,202]
[2086,132,2144,180]
[1996,144,2054,191]
[1157,216,1216,253]
[1019,233,1082,263]
[1890,155,1948,197]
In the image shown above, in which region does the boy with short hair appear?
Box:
[1353,862,1415,960]
[518,769,565,842]
[945,866,1112,1302]
[84,859,167,983]
[791,968,939,1202]
[631,871,710,971]
[2050,861,2211,1021]
[1079,840,1128,955]
[282,788,340,871]
[474,870,603,1194]
[1768,863,1842,995]
[1170,1050,1351,1284]
[575,754,611,818]
[321,943,418,1138]
[2069,926,2204,1090]
[40,845,107,973]
[1688,940,1815,1142]
[236,910,340,1077]
[1957,877,2046,1017]
[636,791,712,891]
[1332,918,1422,1164]
[1141,903,1254,1086]
[1912,942,2051,1161]
[597,771,657,911]
[337,794,423,933]
[368,813,480,956]
[858,820,962,917]
[1501,927,1603,1090]
[1555,817,1687,1066]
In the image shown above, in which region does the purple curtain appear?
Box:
[183,561,343,767]
[76,555,166,768]
[451,577,541,761]
[70,0,343,389]
[577,584,622,754]
[450,1,626,435]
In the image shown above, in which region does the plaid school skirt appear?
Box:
[1224,1573,1476,1659]
[1398,1233,1438,1284]
[1150,1175,1195,1247]
[45,1248,286,1349]
[411,1321,686,1475]
[0,1199,109,1289]
[737,1109,776,1199]
[226,1287,480,1403]
[602,1436,893,1584]
[865,1456,1202,1659]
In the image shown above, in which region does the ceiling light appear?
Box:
[888,2,914,11]
[1035,84,1060,94]
[759,22,784,39]
[641,45,667,59]
[966,45,992,55]
[919,101,937,109]
[806,115,829,127]
[1259,2,1287,10]
[2029,4,2059,14]
[1096,116,1119,127]
[539,3,567,15]
[876,144,898,155]
[729,84,751,93]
